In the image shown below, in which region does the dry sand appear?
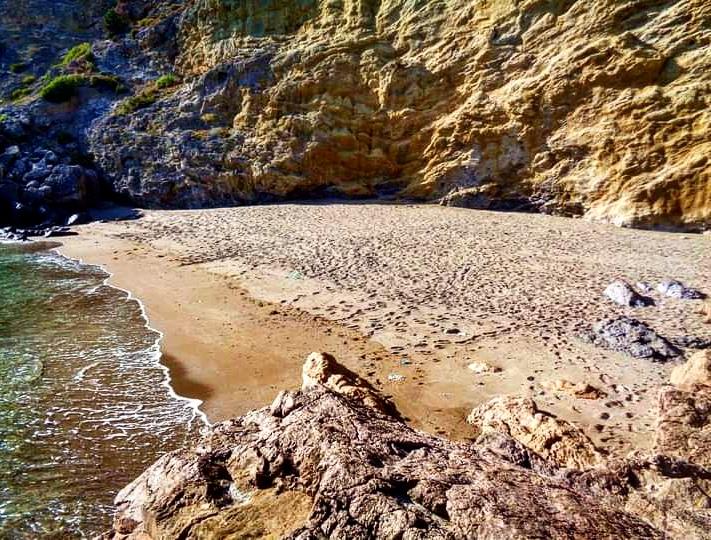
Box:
[57,203,711,454]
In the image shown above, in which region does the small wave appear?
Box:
[74,362,100,382]
[51,247,211,427]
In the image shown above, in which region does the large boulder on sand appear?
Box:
[657,280,706,300]
[586,316,681,361]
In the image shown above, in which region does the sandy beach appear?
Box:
[57,203,711,454]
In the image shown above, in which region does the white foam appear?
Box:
[51,247,211,428]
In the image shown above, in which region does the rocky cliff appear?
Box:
[103,352,711,539]
[1,0,710,229]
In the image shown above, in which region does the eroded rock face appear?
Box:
[301,351,396,415]
[103,353,711,539]
[82,0,711,230]
[466,395,603,469]
[670,350,711,390]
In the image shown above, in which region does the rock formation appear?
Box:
[103,353,711,539]
[466,394,603,469]
[1,0,710,230]
[670,350,711,389]
[603,280,654,307]
[585,315,681,360]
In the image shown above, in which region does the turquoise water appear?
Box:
[0,243,205,538]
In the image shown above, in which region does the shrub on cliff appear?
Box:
[60,43,94,67]
[104,9,130,36]
[10,87,32,101]
[90,74,126,94]
[9,63,27,74]
[40,75,87,102]
[155,74,178,89]
[115,89,157,115]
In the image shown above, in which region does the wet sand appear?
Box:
[58,203,711,453]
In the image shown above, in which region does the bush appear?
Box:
[115,89,157,115]
[155,73,178,89]
[0,113,7,123]
[40,75,88,102]
[90,73,126,93]
[21,74,36,85]
[10,87,32,101]
[104,8,130,36]
[9,63,27,74]
[61,43,94,67]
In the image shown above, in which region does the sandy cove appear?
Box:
[57,203,711,454]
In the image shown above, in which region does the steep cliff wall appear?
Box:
[1,0,708,230]
[86,0,711,230]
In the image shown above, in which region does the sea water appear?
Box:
[0,243,205,538]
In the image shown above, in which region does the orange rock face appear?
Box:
[175,0,711,228]
[90,0,710,230]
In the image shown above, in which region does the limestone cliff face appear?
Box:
[87,0,710,229]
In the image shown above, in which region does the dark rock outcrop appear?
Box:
[585,316,681,361]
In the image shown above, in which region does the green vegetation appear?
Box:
[10,87,32,101]
[104,8,130,36]
[155,73,178,89]
[21,75,36,86]
[40,75,88,102]
[61,43,94,67]
[0,113,7,123]
[9,63,27,74]
[115,88,157,115]
[90,73,126,93]
[114,73,181,115]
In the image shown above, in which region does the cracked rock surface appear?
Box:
[103,354,711,539]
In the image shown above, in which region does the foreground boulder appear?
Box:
[103,353,711,539]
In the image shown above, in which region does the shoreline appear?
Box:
[51,245,210,428]
[55,205,711,451]
[56,222,474,437]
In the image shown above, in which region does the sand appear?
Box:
[57,202,711,454]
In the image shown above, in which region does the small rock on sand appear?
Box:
[585,316,681,361]
[467,360,502,374]
[657,280,706,300]
[604,280,654,307]
[546,379,607,399]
